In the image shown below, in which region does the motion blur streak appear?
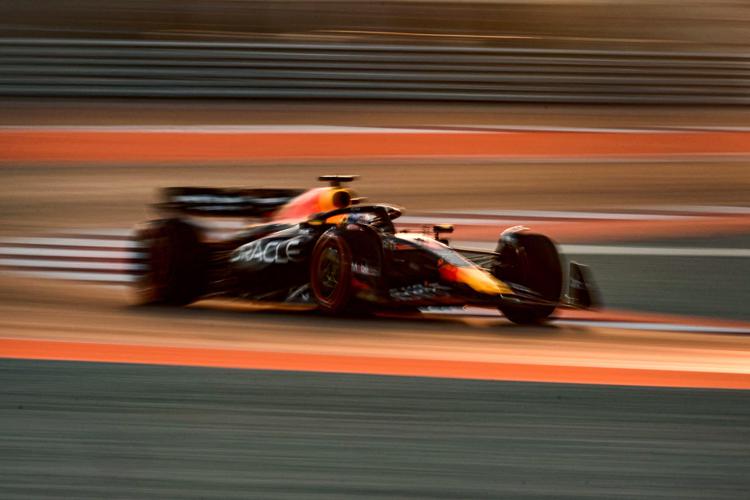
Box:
[3,337,750,389]
[2,128,750,163]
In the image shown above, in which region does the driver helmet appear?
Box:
[343,211,376,225]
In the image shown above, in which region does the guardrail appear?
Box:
[1,38,749,104]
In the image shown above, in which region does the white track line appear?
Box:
[56,228,134,238]
[4,124,750,134]
[1,237,142,248]
[0,125,469,134]
[432,209,694,221]
[0,247,141,259]
[553,320,750,335]
[2,270,135,282]
[0,259,144,271]
[637,205,750,215]
[563,245,750,258]
[453,241,750,257]
[399,216,563,226]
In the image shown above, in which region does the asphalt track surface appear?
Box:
[2,358,749,499]
[2,275,749,385]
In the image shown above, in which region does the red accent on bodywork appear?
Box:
[439,264,460,282]
[273,187,330,221]
[272,187,352,222]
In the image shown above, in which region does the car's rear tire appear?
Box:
[134,219,207,306]
[310,231,354,315]
[492,231,563,324]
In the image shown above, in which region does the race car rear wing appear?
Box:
[155,187,305,217]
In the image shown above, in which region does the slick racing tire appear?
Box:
[492,231,563,324]
[310,231,354,315]
[134,219,207,306]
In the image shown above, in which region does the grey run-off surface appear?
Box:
[1,359,749,499]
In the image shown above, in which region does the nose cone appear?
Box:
[439,264,512,295]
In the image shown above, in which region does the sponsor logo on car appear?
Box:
[231,237,306,265]
[351,262,379,276]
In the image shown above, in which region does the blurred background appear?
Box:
[1,2,750,498]
[1,0,749,101]
[3,0,750,50]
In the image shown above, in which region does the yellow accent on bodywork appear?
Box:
[318,188,352,212]
[456,267,513,295]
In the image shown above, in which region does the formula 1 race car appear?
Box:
[134,176,597,324]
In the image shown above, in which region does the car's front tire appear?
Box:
[492,231,563,324]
